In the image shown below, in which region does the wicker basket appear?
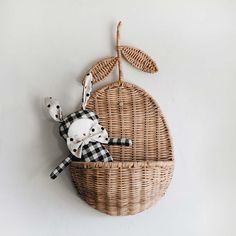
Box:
[70,22,174,216]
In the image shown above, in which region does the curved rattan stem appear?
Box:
[116,21,123,84]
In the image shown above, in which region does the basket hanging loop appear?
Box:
[116,21,124,86]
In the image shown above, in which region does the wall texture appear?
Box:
[0,0,235,235]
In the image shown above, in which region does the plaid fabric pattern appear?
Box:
[58,109,113,163]
[50,109,133,179]
[50,142,112,179]
[50,156,72,179]
[81,142,112,162]
[59,109,98,140]
[108,138,132,146]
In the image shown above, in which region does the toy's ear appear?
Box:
[44,97,63,122]
[82,72,93,110]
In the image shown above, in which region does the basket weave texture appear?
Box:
[70,81,174,215]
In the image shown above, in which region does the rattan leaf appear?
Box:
[89,57,118,83]
[120,46,158,73]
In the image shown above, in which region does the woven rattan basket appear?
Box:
[70,22,174,216]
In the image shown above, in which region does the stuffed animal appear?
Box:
[45,73,132,179]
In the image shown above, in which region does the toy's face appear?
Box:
[66,118,109,158]
[68,118,95,142]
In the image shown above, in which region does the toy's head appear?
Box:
[45,73,109,158]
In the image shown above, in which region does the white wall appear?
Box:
[0,0,235,235]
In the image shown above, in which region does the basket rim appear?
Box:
[71,160,174,169]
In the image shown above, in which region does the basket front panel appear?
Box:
[70,161,174,215]
[86,81,173,162]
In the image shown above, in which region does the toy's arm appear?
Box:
[50,155,73,179]
[108,138,132,146]
[50,138,132,179]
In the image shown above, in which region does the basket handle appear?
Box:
[81,22,124,85]
[116,21,124,85]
